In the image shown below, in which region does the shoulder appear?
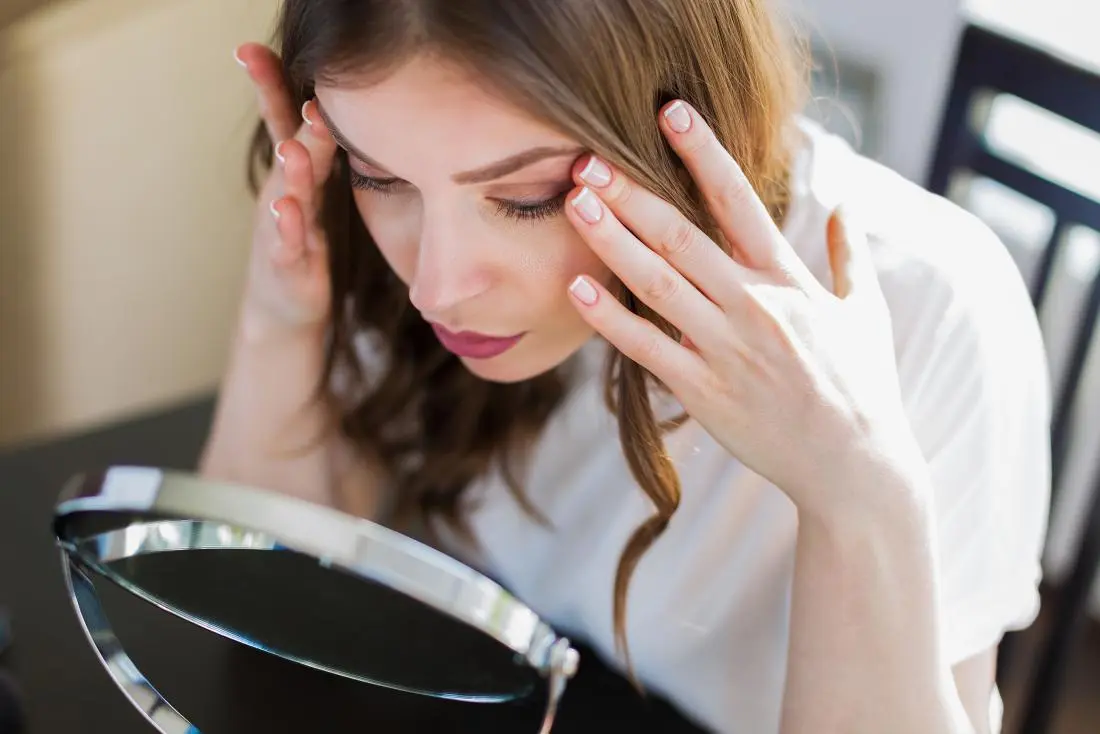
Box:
[785,119,1023,311]
[784,119,1049,415]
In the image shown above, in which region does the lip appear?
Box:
[430,323,526,359]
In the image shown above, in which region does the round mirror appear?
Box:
[54,467,578,734]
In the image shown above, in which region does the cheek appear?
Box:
[511,218,609,290]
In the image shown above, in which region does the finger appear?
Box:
[269,196,308,268]
[277,139,317,236]
[565,186,732,356]
[826,209,854,298]
[235,43,299,143]
[567,274,710,393]
[297,99,339,187]
[827,206,876,299]
[574,155,753,310]
[658,100,799,276]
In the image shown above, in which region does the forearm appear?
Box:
[200,318,338,507]
[779,466,974,734]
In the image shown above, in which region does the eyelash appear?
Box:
[348,170,568,222]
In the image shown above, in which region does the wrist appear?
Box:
[786,463,950,734]
[798,439,934,539]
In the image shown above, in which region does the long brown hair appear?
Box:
[250,0,806,670]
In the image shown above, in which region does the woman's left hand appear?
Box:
[565,100,926,522]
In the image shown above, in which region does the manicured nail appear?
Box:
[269,199,281,220]
[571,187,604,224]
[233,47,247,69]
[579,156,612,188]
[569,276,598,306]
[663,101,692,133]
[274,141,286,165]
[301,101,314,127]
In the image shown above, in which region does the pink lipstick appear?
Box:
[430,323,525,359]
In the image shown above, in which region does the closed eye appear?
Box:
[493,191,570,221]
[349,170,402,193]
[349,170,569,223]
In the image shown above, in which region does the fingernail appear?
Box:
[269,199,281,221]
[571,187,604,224]
[274,141,286,165]
[233,47,247,69]
[579,156,612,188]
[301,101,314,127]
[663,101,692,134]
[569,276,599,306]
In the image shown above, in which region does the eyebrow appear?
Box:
[316,102,583,184]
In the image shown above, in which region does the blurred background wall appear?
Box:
[0,0,278,447]
[788,0,964,183]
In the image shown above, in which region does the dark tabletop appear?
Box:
[0,398,707,733]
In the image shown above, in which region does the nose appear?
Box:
[407,217,492,319]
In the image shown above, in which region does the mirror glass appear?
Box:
[59,512,540,703]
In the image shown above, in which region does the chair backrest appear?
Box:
[927,21,1100,495]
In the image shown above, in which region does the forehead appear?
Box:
[316,56,576,169]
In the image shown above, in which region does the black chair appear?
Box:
[927,21,1100,734]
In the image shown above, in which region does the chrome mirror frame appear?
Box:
[54,467,578,734]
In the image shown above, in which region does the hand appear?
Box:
[564,101,923,521]
[234,43,338,343]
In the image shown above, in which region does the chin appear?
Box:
[458,353,553,384]
[456,338,581,384]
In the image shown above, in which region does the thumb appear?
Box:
[826,206,874,299]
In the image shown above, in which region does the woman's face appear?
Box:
[316,57,610,384]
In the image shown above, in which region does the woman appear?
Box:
[205,0,1050,731]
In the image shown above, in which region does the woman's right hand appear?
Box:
[235,43,338,343]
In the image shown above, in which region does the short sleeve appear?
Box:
[892,222,1052,666]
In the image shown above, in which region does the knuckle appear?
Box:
[603,176,633,206]
[708,324,740,359]
[632,330,665,365]
[700,368,734,404]
[754,301,797,357]
[708,169,752,215]
[660,217,698,258]
[708,172,753,213]
[641,267,680,303]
